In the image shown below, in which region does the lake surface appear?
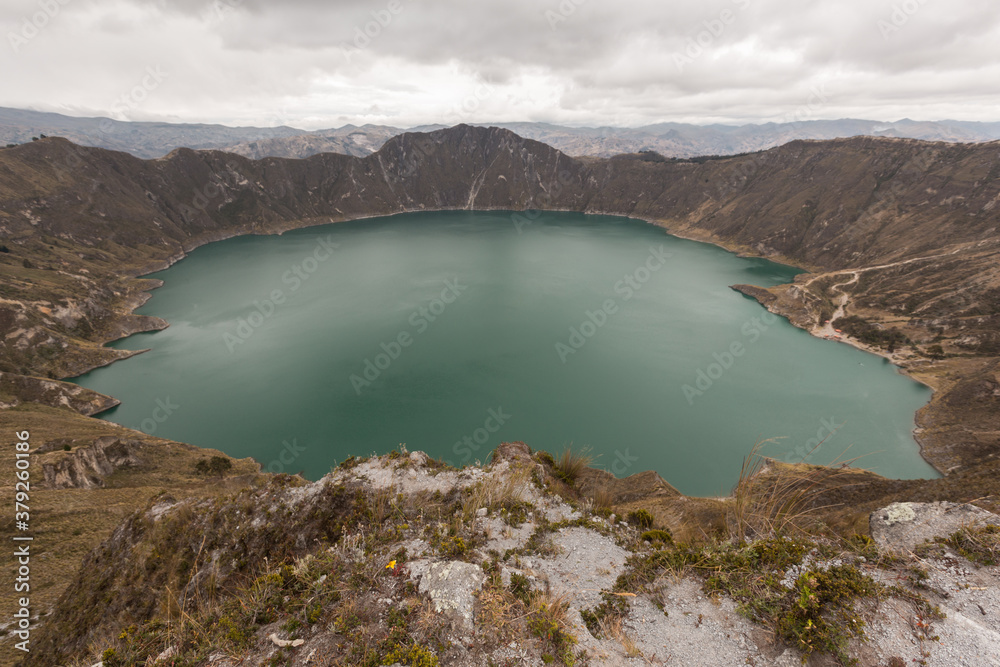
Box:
[72,211,939,496]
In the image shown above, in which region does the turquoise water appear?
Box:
[72,211,938,496]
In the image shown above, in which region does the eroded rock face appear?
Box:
[492,440,532,464]
[870,501,1000,553]
[27,448,1000,667]
[0,372,119,415]
[41,436,141,489]
[410,560,485,634]
[576,467,680,504]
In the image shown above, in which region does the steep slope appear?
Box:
[23,445,1000,667]
[1,127,999,472]
[4,130,997,269]
[2,125,1000,667]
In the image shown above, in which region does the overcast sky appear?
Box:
[3,0,999,129]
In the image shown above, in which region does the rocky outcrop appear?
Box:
[409,560,485,634]
[577,467,680,504]
[731,283,779,306]
[27,451,1000,667]
[0,372,119,415]
[40,436,142,489]
[870,501,1000,553]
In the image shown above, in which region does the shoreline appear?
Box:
[60,207,948,486]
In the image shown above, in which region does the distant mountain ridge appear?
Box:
[4,106,1000,160]
[490,118,1000,158]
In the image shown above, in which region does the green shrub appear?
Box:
[442,536,468,558]
[509,572,533,604]
[927,524,1000,566]
[640,529,673,546]
[832,315,908,350]
[627,509,655,529]
[194,456,232,478]
[580,592,630,638]
[776,565,877,662]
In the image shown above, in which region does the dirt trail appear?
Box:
[815,271,859,338]
[802,245,969,345]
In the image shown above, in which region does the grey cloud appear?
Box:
[0,0,998,128]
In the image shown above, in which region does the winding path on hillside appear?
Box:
[815,271,860,338]
[805,246,972,340]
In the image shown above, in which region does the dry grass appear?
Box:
[729,439,856,541]
[598,614,643,658]
[477,586,523,645]
[922,523,1000,566]
[369,486,399,526]
[531,589,572,627]
[461,464,531,520]
[0,405,261,666]
[553,445,593,486]
[590,484,615,513]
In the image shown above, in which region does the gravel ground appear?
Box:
[344,456,1000,666]
[859,553,1000,666]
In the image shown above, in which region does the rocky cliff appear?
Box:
[0,372,118,415]
[23,444,1000,667]
[1,126,998,469]
[39,436,142,489]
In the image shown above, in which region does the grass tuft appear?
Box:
[551,445,593,487]
[729,439,855,541]
[920,523,1000,566]
[461,464,533,524]
[590,484,615,514]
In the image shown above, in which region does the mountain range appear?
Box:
[4,106,1000,160]
[1,124,997,475]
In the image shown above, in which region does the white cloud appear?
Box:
[1,0,998,128]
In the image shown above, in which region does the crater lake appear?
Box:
[72,210,939,496]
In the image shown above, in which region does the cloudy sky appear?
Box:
[3,0,999,129]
